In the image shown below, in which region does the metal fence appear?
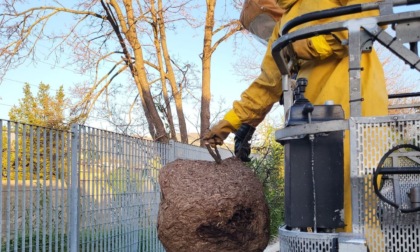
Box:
[0,120,232,251]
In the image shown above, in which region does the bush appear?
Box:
[1,232,68,251]
[248,125,285,238]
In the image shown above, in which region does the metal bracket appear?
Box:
[379,0,394,15]
[360,30,374,52]
[364,24,420,70]
[275,119,348,142]
[338,233,368,252]
[395,20,420,43]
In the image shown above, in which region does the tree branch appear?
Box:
[1,6,104,19]
[211,20,242,54]
[80,64,129,117]
[101,0,137,79]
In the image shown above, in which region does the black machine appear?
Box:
[282,78,345,230]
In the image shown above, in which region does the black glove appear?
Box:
[234,124,255,162]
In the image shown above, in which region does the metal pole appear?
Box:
[69,124,80,252]
[169,140,175,162]
[348,21,363,117]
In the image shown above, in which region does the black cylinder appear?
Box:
[283,82,345,229]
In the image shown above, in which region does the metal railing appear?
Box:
[0,120,232,251]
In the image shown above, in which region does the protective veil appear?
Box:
[240,0,284,43]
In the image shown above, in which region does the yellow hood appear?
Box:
[276,0,298,9]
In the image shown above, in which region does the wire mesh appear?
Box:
[77,126,167,252]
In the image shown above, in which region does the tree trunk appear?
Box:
[200,0,216,146]
[121,0,169,142]
[150,0,177,141]
[157,0,188,143]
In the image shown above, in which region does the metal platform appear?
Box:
[279,227,339,252]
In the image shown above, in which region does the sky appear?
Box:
[0,2,419,133]
[0,0,271,133]
[1,36,268,133]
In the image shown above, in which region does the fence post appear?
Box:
[69,124,80,252]
[168,140,176,162]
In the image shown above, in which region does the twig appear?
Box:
[206,145,222,164]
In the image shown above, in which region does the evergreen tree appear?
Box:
[9,83,68,130]
[3,83,75,180]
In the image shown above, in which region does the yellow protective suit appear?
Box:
[224,0,388,232]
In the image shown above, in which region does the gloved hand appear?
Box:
[290,34,342,60]
[234,124,256,162]
[203,120,237,147]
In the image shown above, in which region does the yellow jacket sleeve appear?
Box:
[223,109,242,130]
[229,21,283,127]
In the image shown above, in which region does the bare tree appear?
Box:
[200,0,242,146]
[1,0,242,143]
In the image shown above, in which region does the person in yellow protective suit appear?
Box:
[203,0,389,232]
[203,0,284,162]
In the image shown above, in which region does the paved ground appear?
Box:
[264,239,280,252]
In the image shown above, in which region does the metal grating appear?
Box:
[350,115,420,252]
[1,120,71,252]
[279,227,338,252]
[77,126,167,252]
